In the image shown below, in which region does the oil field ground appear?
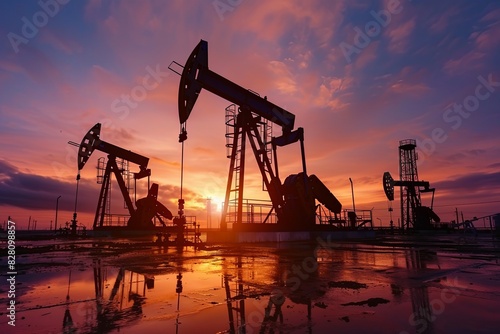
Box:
[1,233,500,333]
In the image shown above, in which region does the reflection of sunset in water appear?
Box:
[1,236,499,333]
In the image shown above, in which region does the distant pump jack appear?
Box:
[74,123,173,230]
[383,139,440,230]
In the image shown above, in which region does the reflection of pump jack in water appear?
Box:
[224,274,246,334]
[223,255,246,333]
[62,269,76,334]
[260,291,285,334]
[222,250,321,334]
[90,259,147,333]
[224,274,288,334]
[175,272,183,334]
[396,249,440,334]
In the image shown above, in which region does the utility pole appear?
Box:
[55,195,62,231]
[349,178,356,213]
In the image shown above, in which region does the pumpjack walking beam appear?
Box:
[178,40,295,135]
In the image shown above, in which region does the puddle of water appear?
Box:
[1,238,499,333]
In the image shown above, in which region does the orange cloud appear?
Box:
[267,60,297,94]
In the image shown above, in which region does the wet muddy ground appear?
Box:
[1,233,500,333]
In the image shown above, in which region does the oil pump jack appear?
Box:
[76,123,173,230]
[175,40,341,231]
[383,139,440,230]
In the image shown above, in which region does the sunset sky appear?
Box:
[1,0,500,229]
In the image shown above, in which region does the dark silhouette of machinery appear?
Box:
[175,40,341,231]
[76,123,173,230]
[90,259,148,332]
[383,139,440,230]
